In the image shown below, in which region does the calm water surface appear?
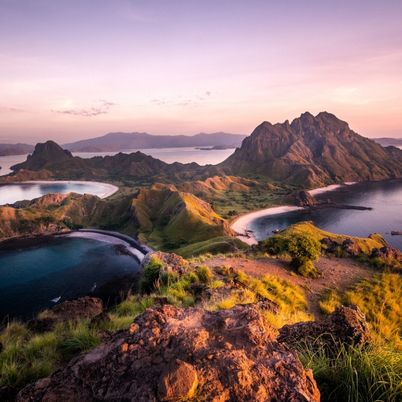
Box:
[0,181,116,205]
[250,180,402,250]
[0,236,140,320]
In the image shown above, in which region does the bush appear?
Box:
[196,265,213,284]
[139,255,164,293]
[297,259,319,278]
[260,233,321,277]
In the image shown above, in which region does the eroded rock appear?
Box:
[278,305,371,349]
[18,304,320,402]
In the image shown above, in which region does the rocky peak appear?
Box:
[11,140,73,171]
[221,112,402,186]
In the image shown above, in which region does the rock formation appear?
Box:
[295,190,317,207]
[18,303,321,402]
[221,112,402,187]
[278,305,371,349]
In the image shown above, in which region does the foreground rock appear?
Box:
[278,305,371,349]
[19,303,320,402]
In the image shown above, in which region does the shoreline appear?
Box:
[20,180,119,199]
[231,182,356,245]
[62,231,146,262]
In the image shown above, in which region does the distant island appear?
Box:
[0,143,34,156]
[63,132,246,153]
[0,133,246,156]
[373,137,402,147]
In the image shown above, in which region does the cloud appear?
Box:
[53,99,116,117]
[0,106,25,113]
[150,91,213,108]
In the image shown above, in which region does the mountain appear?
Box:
[221,112,402,187]
[373,137,402,147]
[9,140,214,183]
[0,143,34,156]
[64,132,246,152]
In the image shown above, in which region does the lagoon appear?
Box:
[0,181,118,205]
[0,235,141,320]
[249,180,402,250]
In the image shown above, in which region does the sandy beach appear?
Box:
[231,182,356,245]
[64,231,145,261]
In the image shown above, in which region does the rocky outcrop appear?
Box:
[11,141,73,171]
[278,305,371,349]
[28,297,104,333]
[295,190,317,207]
[370,245,402,261]
[18,303,320,402]
[221,112,402,187]
[140,251,190,275]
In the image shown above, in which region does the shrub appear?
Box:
[319,289,342,315]
[139,255,164,293]
[297,259,319,278]
[260,233,321,277]
[196,265,213,284]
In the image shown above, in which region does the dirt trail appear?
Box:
[203,256,375,318]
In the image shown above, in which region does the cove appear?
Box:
[0,235,141,321]
[246,180,402,250]
[0,180,118,205]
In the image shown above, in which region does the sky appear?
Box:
[0,0,401,143]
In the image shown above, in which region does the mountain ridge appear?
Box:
[63,132,246,152]
[221,111,402,187]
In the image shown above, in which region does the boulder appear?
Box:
[141,251,190,275]
[370,245,402,261]
[28,297,103,333]
[278,305,371,349]
[18,304,320,402]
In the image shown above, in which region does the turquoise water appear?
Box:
[250,180,402,250]
[0,181,115,205]
[0,236,140,320]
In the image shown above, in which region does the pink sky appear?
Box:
[0,0,401,142]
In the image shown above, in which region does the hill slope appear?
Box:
[221,112,402,187]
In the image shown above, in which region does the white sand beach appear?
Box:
[230,182,357,245]
[64,231,145,261]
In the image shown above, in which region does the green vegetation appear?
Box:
[262,222,401,271]
[346,273,402,349]
[259,231,321,277]
[299,343,402,402]
[175,236,249,258]
[207,268,312,328]
[318,273,402,349]
[319,289,343,315]
[0,296,154,390]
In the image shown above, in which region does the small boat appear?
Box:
[50,296,61,303]
[272,229,280,234]
[91,282,97,292]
